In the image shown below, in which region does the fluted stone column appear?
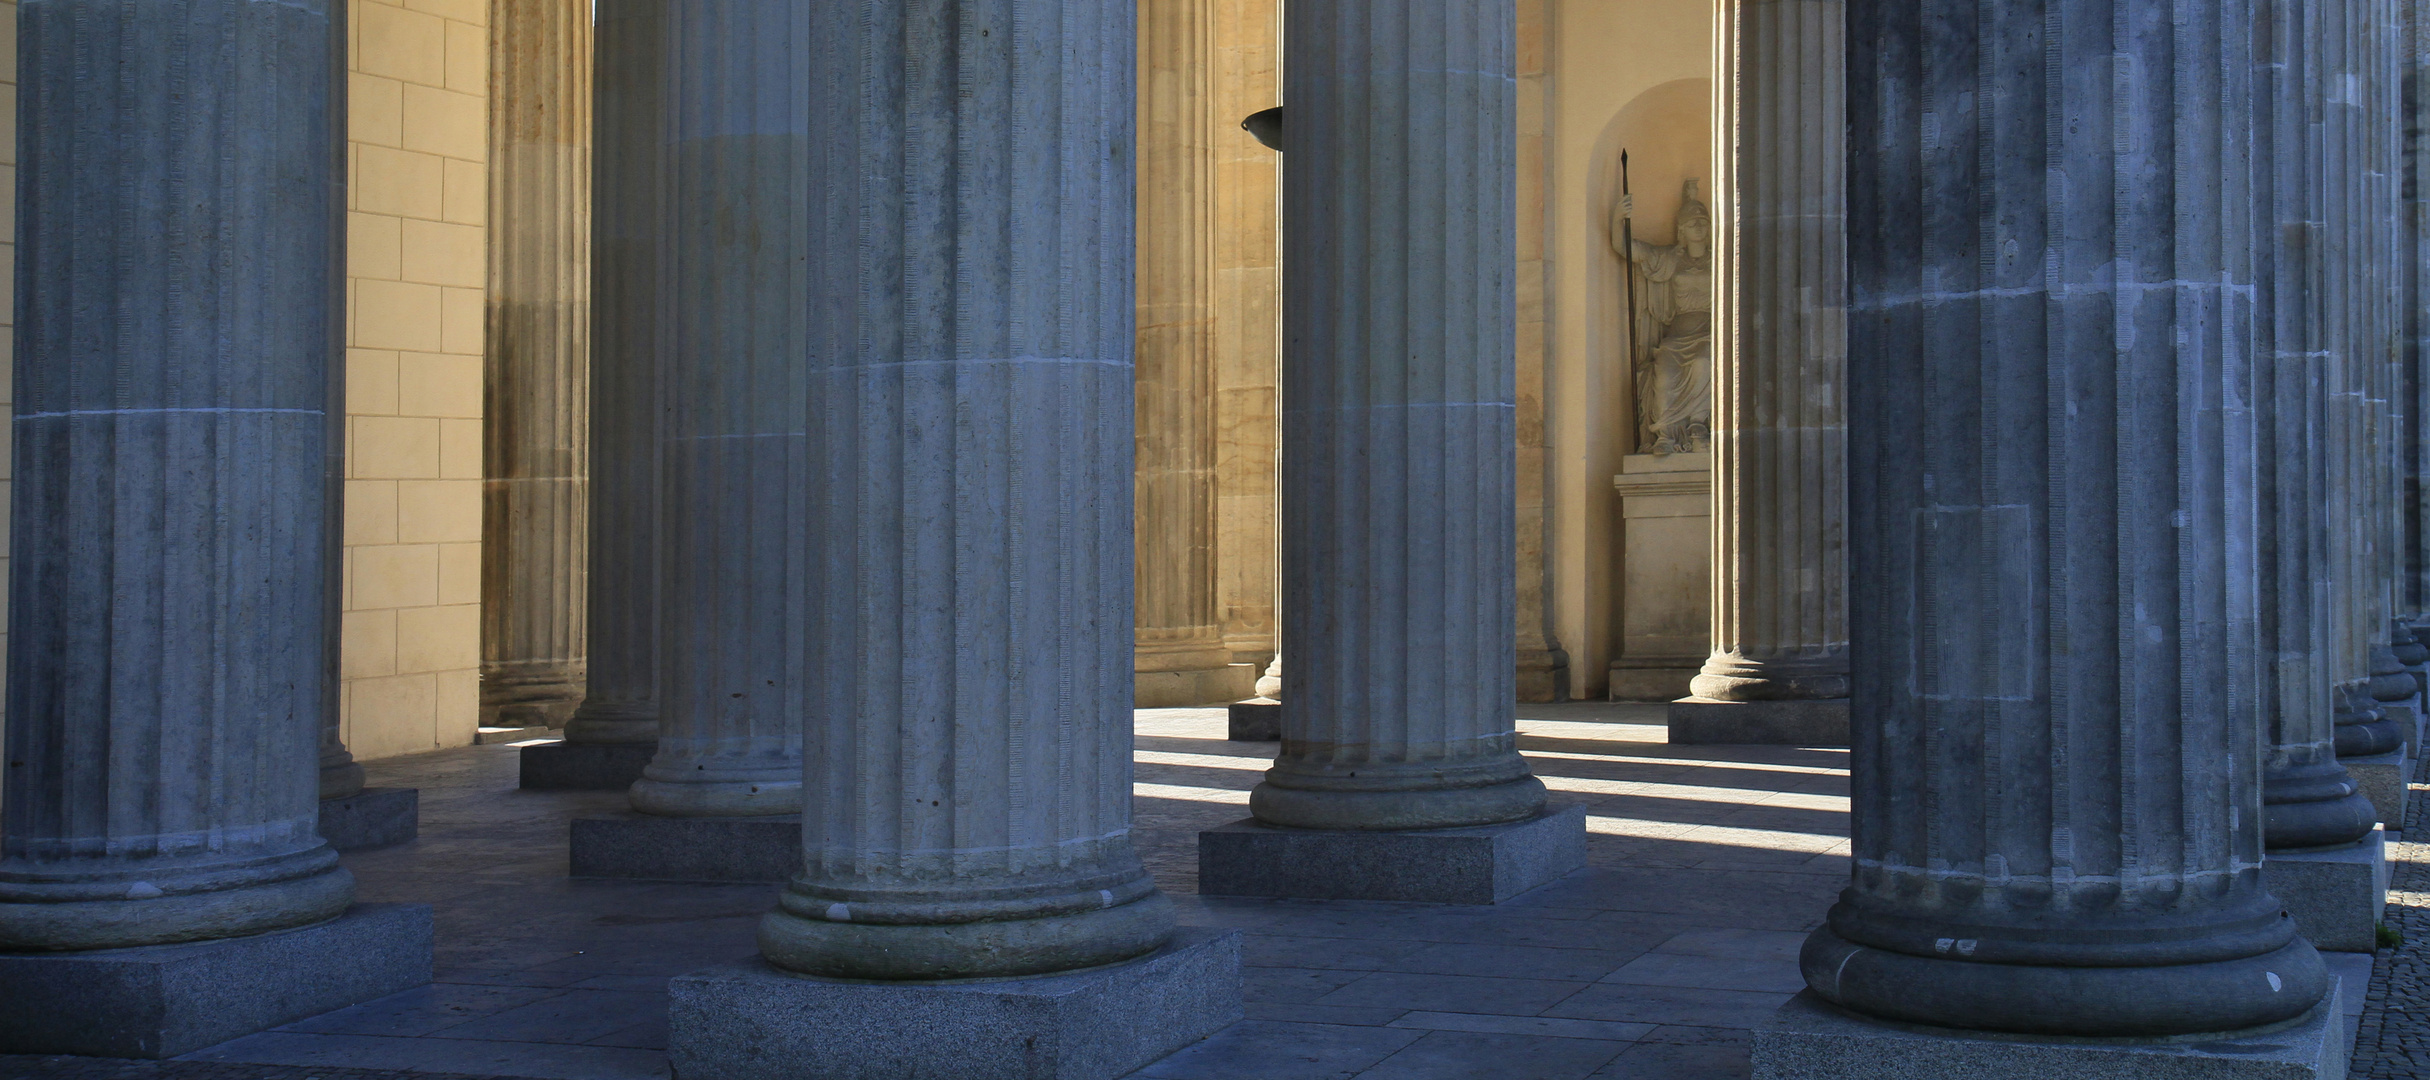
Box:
[662,0,1180,984]
[481,0,591,731]
[1674,0,1848,745]
[1791,0,2330,1038]
[2406,0,2430,644]
[1253,0,1546,833]
[631,0,809,820]
[0,0,357,950]
[561,0,662,751]
[1135,0,1235,709]
[2254,0,2380,854]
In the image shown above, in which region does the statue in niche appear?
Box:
[1613,178,1713,455]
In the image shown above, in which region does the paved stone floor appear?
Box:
[0,703,2396,1079]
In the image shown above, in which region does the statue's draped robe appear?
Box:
[1624,239,1713,453]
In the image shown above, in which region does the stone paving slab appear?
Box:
[12,704,2388,1080]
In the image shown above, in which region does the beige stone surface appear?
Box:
[1547,0,1712,699]
[344,0,489,758]
[1209,0,1280,669]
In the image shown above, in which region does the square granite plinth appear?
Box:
[2344,748,2408,829]
[1197,804,1586,904]
[2267,829,2389,952]
[569,813,801,882]
[317,787,419,851]
[1752,984,2346,1080]
[1227,698,1279,741]
[668,925,1242,1080]
[1668,698,1850,746]
[520,741,656,790]
[0,902,432,1058]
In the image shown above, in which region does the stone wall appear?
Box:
[342,0,489,758]
[1211,0,1281,672]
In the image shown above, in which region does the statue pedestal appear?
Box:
[1608,453,1710,701]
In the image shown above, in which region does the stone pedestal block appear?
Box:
[1752,985,2347,1080]
[2267,830,2390,953]
[2389,704,2420,757]
[316,789,420,852]
[1667,698,1849,746]
[1227,698,1279,741]
[520,741,656,790]
[475,726,556,745]
[1197,805,1585,904]
[568,814,800,883]
[668,926,1242,1080]
[0,903,432,1058]
[1137,665,1260,708]
[2343,748,2409,828]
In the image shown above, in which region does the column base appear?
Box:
[1136,663,1262,708]
[1517,647,1570,703]
[317,788,419,851]
[2342,748,2409,828]
[1608,661,1698,702]
[668,926,1241,1080]
[474,725,556,745]
[1196,805,1585,904]
[2266,829,2389,953]
[1667,697,1850,746]
[1227,698,1279,741]
[0,902,432,1058]
[1752,985,2346,1080]
[569,813,801,883]
[520,741,657,790]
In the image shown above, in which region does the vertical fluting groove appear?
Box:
[1133,0,1226,688]
[483,0,593,730]
[1808,0,2330,1036]
[746,0,1170,982]
[567,0,665,747]
[1695,0,1850,703]
[1251,0,1540,833]
[0,0,354,950]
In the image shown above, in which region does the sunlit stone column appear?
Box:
[0,0,356,949]
[561,0,663,752]
[1134,0,1235,709]
[1251,0,1547,833]
[701,0,1176,979]
[1676,0,1848,744]
[2254,0,2379,853]
[1781,0,2331,1042]
[481,0,592,731]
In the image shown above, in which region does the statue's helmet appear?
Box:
[1675,178,1710,234]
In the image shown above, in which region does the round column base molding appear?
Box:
[1688,672,1849,702]
[2334,717,2406,758]
[758,889,1176,980]
[1250,772,1546,831]
[629,774,802,817]
[0,859,353,952]
[1799,923,2326,1037]
[2262,790,2379,850]
[319,760,367,802]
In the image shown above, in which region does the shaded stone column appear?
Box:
[2255,0,2379,854]
[0,0,357,953]
[1135,0,1235,708]
[520,0,662,793]
[628,0,804,820]
[743,0,1173,978]
[480,0,592,732]
[1773,0,2333,1044]
[1671,0,1848,747]
[1254,0,1545,833]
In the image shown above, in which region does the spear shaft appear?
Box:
[1619,150,1640,398]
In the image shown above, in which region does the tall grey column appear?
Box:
[737,0,1172,980]
[2256,0,2378,850]
[1807,0,2329,1035]
[632,0,804,819]
[563,0,664,750]
[481,0,592,731]
[1691,0,1847,705]
[0,0,354,949]
[1255,0,1544,831]
[2407,0,2430,638]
